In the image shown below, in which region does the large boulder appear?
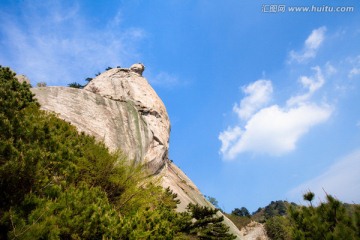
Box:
[84,65,169,172]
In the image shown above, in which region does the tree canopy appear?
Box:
[231,207,250,217]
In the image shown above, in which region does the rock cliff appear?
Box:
[31,64,241,238]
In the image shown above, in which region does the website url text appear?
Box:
[262,5,355,13]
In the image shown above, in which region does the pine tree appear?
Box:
[67,82,83,88]
[289,192,360,239]
[185,203,236,239]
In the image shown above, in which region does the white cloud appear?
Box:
[287,66,325,106]
[219,67,332,160]
[348,68,360,78]
[289,26,326,63]
[0,1,145,85]
[219,126,242,156]
[345,55,360,79]
[288,149,360,204]
[220,104,331,159]
[325,62,337,76]
[233,80,273,120]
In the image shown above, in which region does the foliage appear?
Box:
[0,65,37,119]
[184,204,236,239]
[225,213,251,231]
[264,201,291,219]
[36,82,47,87]
[261,193,359,240]
[105,66,112,70]
[265,216,292,240]
[205,195,220,209]
[6,184,122,239]
[288,192,360,240]
[252,200,296,223]
[67,82,83,88]
[303,191,315,206]
[252,207,262,215]
[0,66,39,209]
[231,207,250,217]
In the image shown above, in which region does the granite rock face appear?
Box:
[240,221,269,240]
[31,65,242,238]
[83,65,169,172]
[15,74,30,84]
[32,86,153,164]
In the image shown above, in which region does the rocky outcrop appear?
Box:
[32,86,153,163]
[31,64,242,238]
[15,74,30,84]
[84,64,169,172]
[240,221,269,240]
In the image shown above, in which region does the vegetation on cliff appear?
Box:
[0,66,235,239]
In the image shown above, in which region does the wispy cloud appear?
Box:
[324,62,337,76]
[349,68,360,78]
[0,1,145,85]
[288,149,360,204]
[219,67,332,160]
[219,126,242,157]
[348,55,360,79]
[287,66,325,106]
[148,71,181,89]
[233,79,273,120]
[289,26,326,63]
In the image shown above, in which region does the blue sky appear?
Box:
[1,0,359,212]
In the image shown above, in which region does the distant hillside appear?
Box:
[252,200,297,223]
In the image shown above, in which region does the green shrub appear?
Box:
[288,193,360,240]
[265,216,292,240]
[67,82,83,88]
[225,214,251,231]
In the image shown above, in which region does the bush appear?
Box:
[67,82,83,88]
[265,216,292,240]
[36,82,47,87]
[225,214,251,230]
